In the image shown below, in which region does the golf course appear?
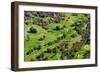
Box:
[24,11,90,61]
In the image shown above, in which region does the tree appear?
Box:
[54,26,61,31]
[29,27,37,33]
